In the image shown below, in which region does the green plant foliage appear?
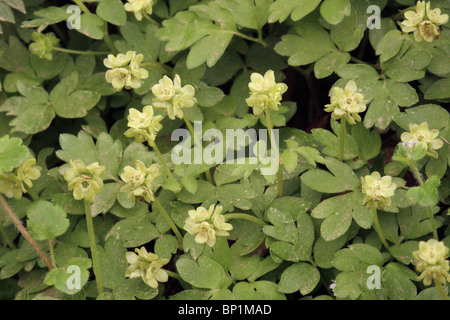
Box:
[0,0,449,303]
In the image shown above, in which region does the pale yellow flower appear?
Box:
[124,0,154,21]
[324,80,367,125]
[246,70,288,116]
[401,1,448,42]
[119,160,161,202]
[183,204,233,247]
[124,105,163,143]
[63,160,105,203]
[0,156,41,200]
[361,171,397,210]
[400,122,443,157]
[125,247,169,289]
[104,51,148,91]
[152,74,197,120]
[413,239,450,286]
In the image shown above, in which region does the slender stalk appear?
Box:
[410,164,438,239]
[102,22,118,54]
[229,30,267,47]
[434,280,450,300]
[165,270,183,282]
[84,200,104,296]
[72,0,90,14]
[0,222,16,249]
[427,207,439,240]
[0,194,53,269]
[53,47,111,55]
[372,208,390,252]
[149,141,176,181]
[338,118,346,162]
[183,116,202,149]
[143,12,161,27]
[183,116,214,184]
[264,110,283,197]
[153,198,183,249]
[204,169,213,185]
[48,238,56,268]
[223,213,266,227]
[26,186,39,202]
[410,163,424,186]
[141,61,172,75]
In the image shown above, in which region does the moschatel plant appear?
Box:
[0,0,449,301]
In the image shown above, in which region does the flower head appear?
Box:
[29,32,59,60]
[104,51,148,91]
[183,204,232,247]
[124,105,163,144]
[0,156,41,200]
[324,80,367,125]
[119,160,161,202]
[152,74,197,120]
[246,70,288,116]
[400,122,443,157]
[124,0,154,21]
[401,1,448,42]
[63,160,105,203]
[125,247,169,289]
[361,171,397,210]
[413,239,450,286]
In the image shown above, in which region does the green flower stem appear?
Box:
[26,186,39,202]
[183,116,214,185]
[434,280,450,300]
[72,0,90,14]
[264,110,283,197]
[149,141,176,181]
[143,13,161,27]
[410,163,424,186]
[84,200,104,296]
[0,222,16,249]
[223,213,266,227]
[204,168,213,185]
[48,238,56,268]
[183,116,201,149]
[427,207,439,240]
[153,197,183,249]
[0,194,54,269]
[410,164,439,239]
[102,22,118,54]
[165,270,182,282]
[141,61,172,75]
[338,117,346,162]
[53,47,111,55]
[229,30,267,47]
[372,208,391,252]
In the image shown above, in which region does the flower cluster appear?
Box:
[400,122,443,157]
[124,0,154,21]
[104,51,148,91]
[324,80,367,125]
[119,160,161,202]
[125,247,169,289]
[360,171,397,210]
[245,70,288,116]
[401,1,449,42]
[124,105,163,144]
[29,32,59,60]
[183,204,233,247]
[63,160,105,203]
[0,156,41,199]
[413,239,450,286]
[151,74,197,120]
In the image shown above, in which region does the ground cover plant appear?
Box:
[0,0,449,301]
